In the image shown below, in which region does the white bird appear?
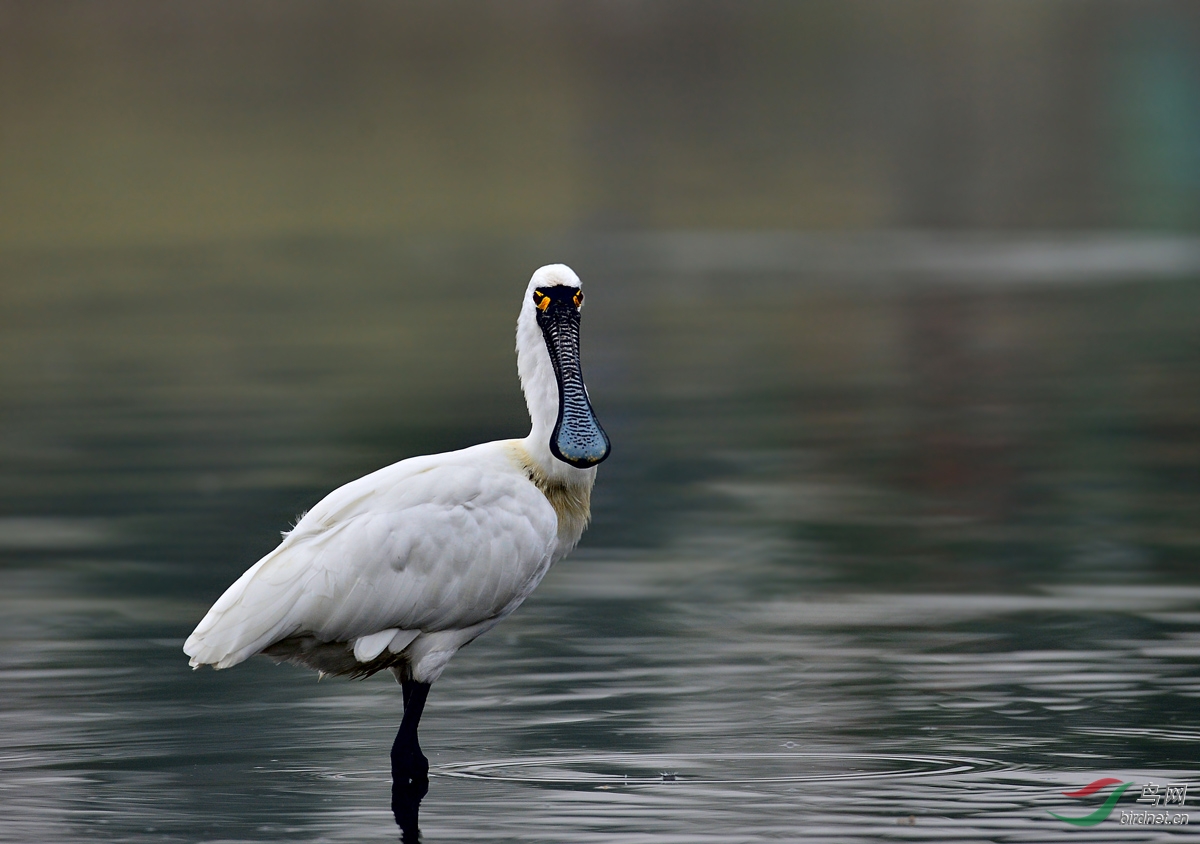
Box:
[183,264,609,785]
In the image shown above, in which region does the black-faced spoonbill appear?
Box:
[184,264,610,802]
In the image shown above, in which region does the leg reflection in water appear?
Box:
[391,763,427,842]
[391,680,430,841]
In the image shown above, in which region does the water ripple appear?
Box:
[439,751,1003,786]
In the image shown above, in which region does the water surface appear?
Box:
[1,233,1198,841]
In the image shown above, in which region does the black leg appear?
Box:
[391,681,431,841]
[393,681,431,780]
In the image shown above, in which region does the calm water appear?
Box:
[1,233,1199,842]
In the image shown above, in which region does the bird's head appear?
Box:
[517,265,610,470]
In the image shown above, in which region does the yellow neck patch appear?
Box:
[508,442,593,542]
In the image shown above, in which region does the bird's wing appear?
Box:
[184,445,558,669]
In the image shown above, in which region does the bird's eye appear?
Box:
[532,290,550,311]
[573,290,584,308]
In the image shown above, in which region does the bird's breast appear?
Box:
[505,441,593,554]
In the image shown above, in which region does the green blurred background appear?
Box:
[4,0,1200,248]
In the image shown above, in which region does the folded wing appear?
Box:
[184,448,557,670]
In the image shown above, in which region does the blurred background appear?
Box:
[4,0,1200,243]
[2,2,1200,842]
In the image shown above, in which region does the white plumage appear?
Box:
[184,264,607,687]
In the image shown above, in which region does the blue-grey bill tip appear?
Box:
[553,415,610,467]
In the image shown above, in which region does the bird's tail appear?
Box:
[183,546,304,669]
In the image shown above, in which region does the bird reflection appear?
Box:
[391,771,427,841]
[391,719,428,842]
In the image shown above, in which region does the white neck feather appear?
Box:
[515,265,598,488]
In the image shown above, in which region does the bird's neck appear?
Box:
[511,301,595,547]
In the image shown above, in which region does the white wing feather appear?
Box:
[184,442,557,670]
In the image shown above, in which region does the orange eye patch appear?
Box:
[533,290,550,311]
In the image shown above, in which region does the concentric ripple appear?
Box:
[438,751,999,786]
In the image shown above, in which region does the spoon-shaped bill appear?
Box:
[536,298,610,468]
